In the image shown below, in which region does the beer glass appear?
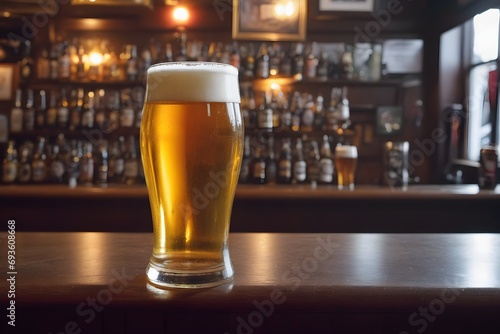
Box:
[140,62,243,288]
[335,145,357,190]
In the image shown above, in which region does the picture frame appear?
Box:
[376,106,403,135]
[0,64,15,101]
[318,0,375,12]
[232,0,307,41]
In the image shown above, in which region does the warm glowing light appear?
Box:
[270,83,281,91]
[173,6,189,24]
[89,51,103,65]
[275,1,294,17]
[2,12,11,17]
[270,69,278,76]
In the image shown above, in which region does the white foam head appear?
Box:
[335,145,358,158]
[146,62,240,103]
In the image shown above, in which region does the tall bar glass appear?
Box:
[140,62,243,288]
[335,145,357,190]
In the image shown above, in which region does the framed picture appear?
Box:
[232,0,307,41]
[0,64,15,101]
[376,106,403,135]
[318,0,374,12]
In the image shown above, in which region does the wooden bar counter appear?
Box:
[0,184,499,233]
[1,232,499,333]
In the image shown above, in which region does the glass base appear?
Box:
[146,247,234,289]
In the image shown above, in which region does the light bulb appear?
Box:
[173,6,189,25]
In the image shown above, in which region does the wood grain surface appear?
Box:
[1,232,499,333]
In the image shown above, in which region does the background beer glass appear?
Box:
[140,62,243,288]
[335,145,357,190]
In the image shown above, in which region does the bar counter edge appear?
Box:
[0,184,499,233]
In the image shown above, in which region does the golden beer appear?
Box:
[335,145,357,190]
[141,62,242,288]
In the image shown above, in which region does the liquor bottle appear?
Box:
[370,44,382,81]
[270,90,281,130]
[81,91,95,129]
[280,47,292,76]
[219,43,230,64]
[265,136,277,184]
[49,42,60,80]
[246,89,257,130]
[290,91,302,132]
[269,42,281,76]
[69,88,83,131]
[120,92,135,128]
[10,89,23,133]
[48,141,65,184]
[292,138,307,184]
[240,87,250,129]
[243,44,255,79]
[175,36,188,62]
[2,140,18,184]
[277,138,292,184]
[95,89,106,130]
[95,141,109,187]
[123,136,139,185]
[57,89,69,130]
[109,137,125,183]
[301,94,314,133]
[135,91,144,128]
[342,44,354,80]
[105,51,119,81]
[164,43,174,63]
[17,142,33,184]
[79,141,94,185]
[31,137,48,183]
[335,86,351,130]
[66,140,82,188]
[126,45,139,81]
[87,48,102,82]
[319,135,334,185]
[325,87,341,131]
[317,51,329,81]
[280,95,292,130]
[19,41,34,85]
[306,140,320,185]
[37,48,50,80]
[58,41,71,80]
[139,47,152,81]
[68,38,78,80]
[197,42,208,62]
[35,90,47,130]
[292,43,304,77]
[256,43,269,79]
[76,43,86,80]
[249,146,266,184]
[46,91,58,130]
[230,41,240,72]
[239,136,251,184]
[313,94,325,131]
[305,44,318,79]
[108,90,121,132]
[23,89,36,132]
[257,92,273,132]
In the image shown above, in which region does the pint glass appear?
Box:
[140,62,243,288]
[335,145,357,190]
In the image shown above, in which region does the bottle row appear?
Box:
[241,86,351,134]
[1,135,142,187]
[31,36,383,83]
[9,87,144,134]
[9,85,353,137]
[1,133,353,187]
[240,133,347,186]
